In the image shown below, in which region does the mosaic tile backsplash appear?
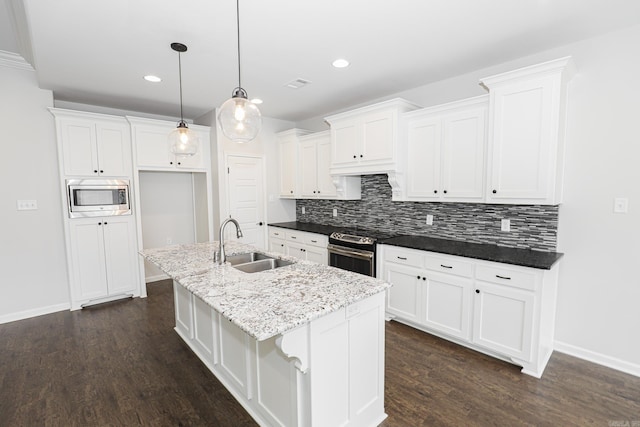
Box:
[295,174,558,251]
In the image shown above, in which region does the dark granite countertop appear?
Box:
[268,222,563,270]
[379,235,563,270]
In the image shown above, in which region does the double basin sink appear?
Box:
[226,252,293,273]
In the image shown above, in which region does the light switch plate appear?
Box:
[332,208,337,217]
[426,214,433,225]
[17,200,38,210]
[613,197,629,214]
[301,206,306,214]
[501,219,511,232]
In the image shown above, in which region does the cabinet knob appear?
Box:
[433,190,438,194]
[313,190,316,194]
[170,161,173,165]
[475,289,480,294]
[99,170,104,173]
[256,222,263,226]
[177,162,181,165]
[94,170,98,173]
[417,275,421,279]
[317,190,320,194]
[98,222,102,225]
[359,154,363,158]
[290,190,293,194]
[443,190,447,194]
[353,155,357,159]
[104,221,107,225]
[492,189,497,194]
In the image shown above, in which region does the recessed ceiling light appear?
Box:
[251,98,263,105]
[332,59,350,68]
[144,75,162,83]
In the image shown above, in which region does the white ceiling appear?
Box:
[3,0,640,122]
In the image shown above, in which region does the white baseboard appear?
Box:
[0,302,70,325]
[554,340,640,378]
[145,273,169,283]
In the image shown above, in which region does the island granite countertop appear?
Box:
[140,241,390,341]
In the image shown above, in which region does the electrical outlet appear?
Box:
[17,200,38,211]
[501,219,511,232]
[426,214,433,226]
[302,206,306,214]
[613,197,629,214]
[166,237,173,245]
[332,208,337,217]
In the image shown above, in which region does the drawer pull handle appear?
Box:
[397,256,407,260]
[496,275,511,280]
[291,236,297,239]
[311,240,317,243]
[440,264,452,269]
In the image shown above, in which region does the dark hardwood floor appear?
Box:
[1,280,638,426]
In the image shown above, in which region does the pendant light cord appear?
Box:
[236,0,242,90]
[178,51,185,122]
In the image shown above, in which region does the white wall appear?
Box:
[0,65,70,322]
[296,24,640,376]
[138,171,196,281]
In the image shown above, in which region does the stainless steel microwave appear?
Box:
[67,179,131,218]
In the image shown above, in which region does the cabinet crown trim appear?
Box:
[324,97,421,123]
[49,107,127,123]
[479,56,575,88]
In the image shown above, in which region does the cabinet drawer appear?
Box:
[424,254,473,278]
[269,228,286,239]
[285,231,304,243]
[384,246,423,268]
[304,233,328,248]
[476,264,537,291]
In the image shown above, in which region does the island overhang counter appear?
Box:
[140,241,390,427]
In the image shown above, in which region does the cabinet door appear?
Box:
[331,120,360,166]
[269,237,286,255]
[361,110,394,163]
[175,128,207,170]
[279,137,298,197]
[316,136,338,197]
[95,122,131,177]
[286,241,307,260]
[134,125,175,169]
[473,281,534,362]
[406,116,441,199]
[384,263,421,323]
[305,246,328,265]
[61,120,99,176]
[102,216,138,296]
[299,139,318,197]
[421,271,472,340]
[486,76,555,202]
[441,107,486,200]
[68,220,108,300]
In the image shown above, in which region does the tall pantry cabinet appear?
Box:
[51,108,140,310]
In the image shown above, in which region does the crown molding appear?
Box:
[0,50,34,71]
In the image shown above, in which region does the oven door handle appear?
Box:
[327,244,374,260]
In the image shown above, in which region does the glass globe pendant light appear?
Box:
[168,42,199,156]
[217,0,262,143]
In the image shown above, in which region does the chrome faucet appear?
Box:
[218,217,243,264]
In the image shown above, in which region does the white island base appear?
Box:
[173,282,387,427]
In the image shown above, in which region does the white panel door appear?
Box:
[316,135,338,197]
[95,122,130,177]
[68,219,107,300]
[299,139,318,197]
[331,120,359,166]
[406,116,441,199]
[442,107,486,200]
[422,271,472,340]
[384,263,421,322]
[61,120,98,176]
[361,110,393,163]
[226,155,266,249]
[133,126,174,169]
[279,137,298,196]
[101,216,137,296]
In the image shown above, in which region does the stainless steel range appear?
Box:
[328,229,393,277]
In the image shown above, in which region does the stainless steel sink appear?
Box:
[226,252,273,265]
[232,257,294,273]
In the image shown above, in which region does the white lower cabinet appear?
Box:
[67,216,139,309]
[172,282,387,426]
[269,227,328,265]
[379,244,559,377]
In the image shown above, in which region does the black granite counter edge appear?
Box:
[379,236,563,270]
[268,222,564,270]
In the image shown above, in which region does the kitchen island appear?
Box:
[141,241,390,427]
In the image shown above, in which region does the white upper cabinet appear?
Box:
[480,57,575,205]
[127,117,210,171]
[277,129,313,198]
[325,98,420,175]
[403,96,487,202]
[51,109,132,178]
[298,131,361,200]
